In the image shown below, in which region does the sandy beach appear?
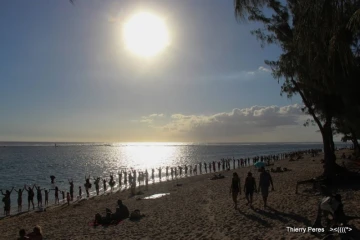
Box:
[1,150,360,240]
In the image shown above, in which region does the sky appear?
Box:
[0,0,332,143]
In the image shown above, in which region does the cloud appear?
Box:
[138,113,165,124]
[258,66,271,72]
[136,104,320,141]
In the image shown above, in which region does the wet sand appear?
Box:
[1,150,360,239]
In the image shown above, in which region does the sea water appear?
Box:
[0,142,348,216]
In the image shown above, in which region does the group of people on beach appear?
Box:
[17,225,42,240]
[1,149,320,216]
[230,166,274,209]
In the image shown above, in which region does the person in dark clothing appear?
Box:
[244,172,257,207]
[258,167,274,209]
[94,199,130,225]
[230,172,241,209]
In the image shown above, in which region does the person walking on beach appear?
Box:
[230,173,241,209]
[1,187,14,216]
[258,167,274,209]
[24,185,35,210]
[14,187,25,212]
[165,166,169,178]
[204,162,207,173]
[68,179,74,201]
[244,172,257,207]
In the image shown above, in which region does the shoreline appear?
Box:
[1,148,319,218]
[1,149,359,239]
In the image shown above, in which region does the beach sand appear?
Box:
[1,150,360,240]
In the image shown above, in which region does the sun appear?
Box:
[123,12,170,58]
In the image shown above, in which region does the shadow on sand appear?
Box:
[237,209,271,228]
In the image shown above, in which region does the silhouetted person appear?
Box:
[258,167,274,209]
[230,172,241,209]
[50,175,55,184]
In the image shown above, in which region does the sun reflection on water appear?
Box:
[122,143,180,170]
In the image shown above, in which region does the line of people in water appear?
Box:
[1,149,321,216]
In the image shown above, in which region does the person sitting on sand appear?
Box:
[18,229,29,240]
[26,225,43,240]
[14,186,25,212]
[244,172,257,207]
[112,200,130,220]
[258,167,274,209]
[230,172,241,209]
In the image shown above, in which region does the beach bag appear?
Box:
[130,209,141,220]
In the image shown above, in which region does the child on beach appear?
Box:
[230,172,241,210]
[44,189,49,206]
[14,187,25,212]
[244,172,257,207]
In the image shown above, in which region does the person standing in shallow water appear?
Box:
[34,185,44,208]
[1,187,14,216]
[14,186,25,212]
[258,167,274,209]
[68,179,74,201]
[230,172,241,209]
[94,177,100,195]
[24,184,35,210]
[84,175,91,198]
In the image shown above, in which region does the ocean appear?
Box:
[0,142,349,216]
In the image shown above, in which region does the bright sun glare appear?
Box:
[123,12,170,58]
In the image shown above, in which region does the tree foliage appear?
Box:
[234,0,360,176]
